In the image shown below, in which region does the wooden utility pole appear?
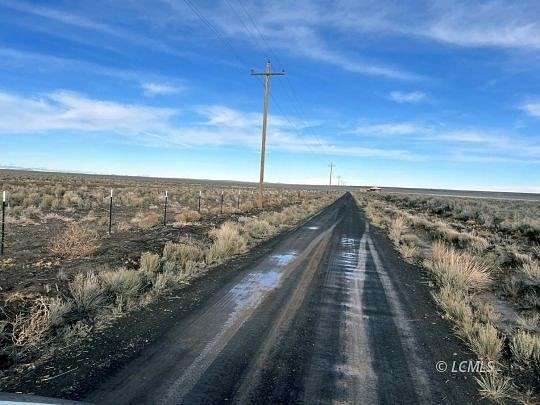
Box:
[328,162,335,193]
[251,60,285,208]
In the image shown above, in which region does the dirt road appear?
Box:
[81,193,482,404]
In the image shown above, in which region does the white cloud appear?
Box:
[0,90,176,134]
[141,82,184,96]
[389,91,426,103]
[520,101,540,118]
[0,89,420,160]
[354,122,425,135]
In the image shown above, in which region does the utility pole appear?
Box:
[251,60,285,208]
[328,162,335,193]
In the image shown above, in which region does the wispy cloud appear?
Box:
[0,0,184,55]
[389,91,427,103]
[353,122,425,135]
[141,82,185,96]
[520,101,540,118]
[0,89,422,160]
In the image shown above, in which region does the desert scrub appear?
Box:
[426,241,491,291]
[68,272,105,317]
[131,211,160,229]
[206,222,247,264]
[100,268,143,302]
[50,222,101,259]
[139,252,161,274]
[175,209,201,224]
[11,297,71,347]
[244,218,275,239]
[162,241,205,273]
[510,330,540,364]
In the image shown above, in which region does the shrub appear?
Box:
[389,216,406,243]
[434,285,473,324]
[426,242,491,291]
[520,261,540,283]
[131,212,160,229]
[475,372,512,403]
[69,272,104,316]
[175,210,201,224]
[50,222,100,259]
[206,222,247,264]
[139,252,160,274]
[245,218,275,239]
[469,323,503,361]
[510,330,540,363]
[162,241,204,272]
[100,268,142,301]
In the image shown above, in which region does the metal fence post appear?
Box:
[108,189,113,235]
[237,191,240,210]
[198,190,202,213]
[1,191,6,256]
[163,190,168,226]
[220,190,224,214]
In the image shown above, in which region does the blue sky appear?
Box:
[1,0,540,192]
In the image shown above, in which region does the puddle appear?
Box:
[270,251,297,266]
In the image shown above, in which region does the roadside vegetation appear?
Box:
[0,171,336,387]
[355,191,539,404]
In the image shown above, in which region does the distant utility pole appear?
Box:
[337,175,342,187]
[251,60,285,208]
[328,162,335,193]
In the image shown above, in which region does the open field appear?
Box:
[0,169,336,386]
[1,170,538,404]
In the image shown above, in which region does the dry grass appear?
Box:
[389,215,406,243]
[139,252,160,274]
[519,261,540,282]
[469,322,504,361]
[162,241,204,273]
[245,218,275,239]
[100,268,142,301]
[427,242,491,291]
[131,211,160,229]
[68,272,104,316]
[475,372,513,403]
[206,222,247,264]
[175,209,201,224]
[50,222,100,259]
[510,330,540,364]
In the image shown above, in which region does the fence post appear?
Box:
[198,190,202,213]
[108,189,113,235]
[163,190,168,226]
[237,191,240,210]
[1,191,5,256]
[220,190,224,214]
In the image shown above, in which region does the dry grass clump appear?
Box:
[162,241,204,273]
[510,330,540,364]
[389,215,406,243]
[468,322,504,361]
[434,286,473,324]
[175,209,201,224]
[475,372,513,403]
[519,261,540,283]
[245,218,275,239]
[427,242,491,291]
[100,268,142,302]
[69,272,104,316]
[206,222,247,264]
[131,211,160,229]
[50,222,100,259]
[11,297,71,347]
[139,252,160,274]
